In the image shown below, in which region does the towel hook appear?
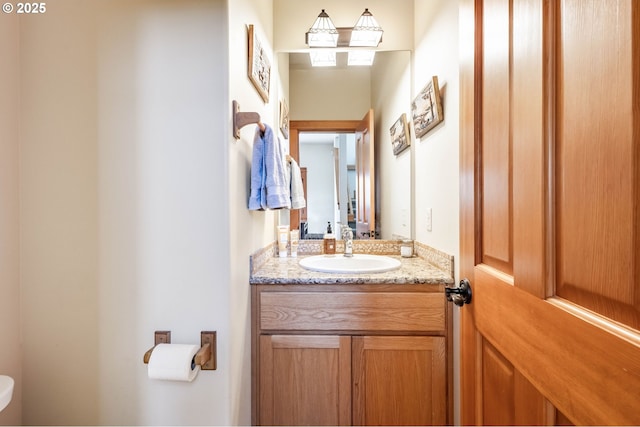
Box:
[233,100,265,139]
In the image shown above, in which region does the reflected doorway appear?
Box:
[289,111,375,239]
[298,132,356,238]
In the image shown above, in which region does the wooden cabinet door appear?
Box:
[258,335,351,426]
[352,336,446,426]
[460,0,640,424]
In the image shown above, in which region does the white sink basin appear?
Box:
[0,375,14,413]
[299,254,401,274]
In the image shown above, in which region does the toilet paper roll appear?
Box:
[148,343,201,382]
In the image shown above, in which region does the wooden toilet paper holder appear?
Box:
[143,330,217,370]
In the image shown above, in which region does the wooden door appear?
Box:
[258,335,351,425]
[460,0,640,425]
[355,109,375,239]
[352,336,446,426]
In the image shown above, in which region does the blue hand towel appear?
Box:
[248,125,266,210]
[249,124,291,210]
[263,125,291,209]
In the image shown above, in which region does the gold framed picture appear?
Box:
[279,99,289,139]
[411,76,444,138]
[390,113,410,155]
[247,25,270,103]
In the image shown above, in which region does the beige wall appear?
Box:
[5,0,278,424]
[20,2,99,422]
[412,0,461,423]
[413,2,460,253]
[0,13,22,427]
[227,0,277,424]
[290,66,371,121]
[18,0,233,424]
[371,51,413,239]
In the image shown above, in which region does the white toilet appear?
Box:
[0,375,14,413]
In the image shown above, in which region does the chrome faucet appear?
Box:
[341,225,354,257]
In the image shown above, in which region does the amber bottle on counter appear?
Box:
[323,222,336,255]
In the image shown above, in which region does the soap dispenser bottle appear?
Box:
[323,222,336,255]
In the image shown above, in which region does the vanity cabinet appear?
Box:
[252,284,451,426]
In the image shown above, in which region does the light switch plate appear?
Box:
[426,208,432,232]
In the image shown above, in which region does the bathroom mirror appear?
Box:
[286,50,412,240]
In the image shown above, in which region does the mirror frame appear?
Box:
[289,119,360,233]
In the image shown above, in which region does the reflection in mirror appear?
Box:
[299,132,356,239]
[286,50,412,240]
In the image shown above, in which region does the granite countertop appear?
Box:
[249,254,454,286]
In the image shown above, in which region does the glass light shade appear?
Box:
[309,51,336,67]
[350,8,383,47]
[347,50,376,66]
[306,9,339,47]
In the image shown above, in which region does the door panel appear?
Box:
[475,266,640,425]
[460,0,640,425]
[481,340,548,425]
[512,0,546,299]
[555,0,639,329]
[481,0,512,273]
[482,342,516,426]
[555,410,574,426]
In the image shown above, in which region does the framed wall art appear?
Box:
[411,76,444,138]
[389,113,410,155]
[247,25,271,103]
[279,99,289,139]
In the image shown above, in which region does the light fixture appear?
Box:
[350,8,384,47]
[305,9,339,48]
[347,50,376,66]
[310,50,337,67]
[305,8,383,67]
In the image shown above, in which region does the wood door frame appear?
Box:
[288,120,360,232]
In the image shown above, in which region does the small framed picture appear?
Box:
[279,99,289,139]
[389,113,410,155]
[411,76,444,138]
[247,25,270,103]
